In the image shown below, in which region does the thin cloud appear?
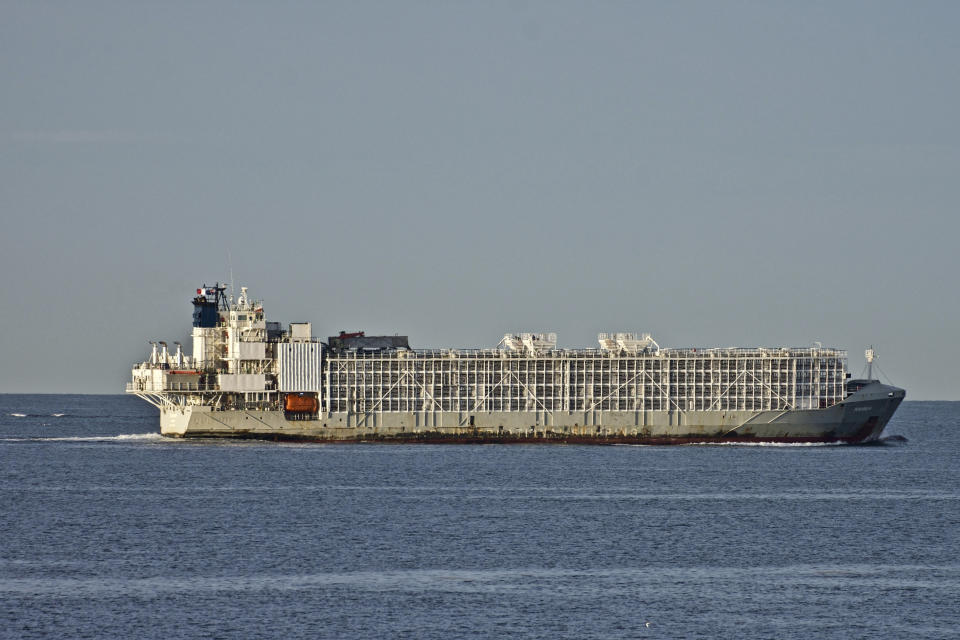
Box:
[10,130,180,144]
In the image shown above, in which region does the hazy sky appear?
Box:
[2,1,958,399]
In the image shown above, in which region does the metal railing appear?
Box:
[127,382,224,393]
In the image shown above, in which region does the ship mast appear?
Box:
[865,346,876,380]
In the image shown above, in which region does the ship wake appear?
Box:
[0,433,164,443]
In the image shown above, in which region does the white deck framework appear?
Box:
[128,285,850,419]
[324,347,847,416]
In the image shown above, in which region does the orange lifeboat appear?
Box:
[284,393,318,413]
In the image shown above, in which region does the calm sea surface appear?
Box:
[1,396,958,639]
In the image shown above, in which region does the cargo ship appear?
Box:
[127,284,905,444]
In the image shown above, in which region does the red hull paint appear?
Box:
[184,419,882,446]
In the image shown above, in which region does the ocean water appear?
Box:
[1,396,958,639]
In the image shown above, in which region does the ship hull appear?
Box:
[159,382,904,445]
